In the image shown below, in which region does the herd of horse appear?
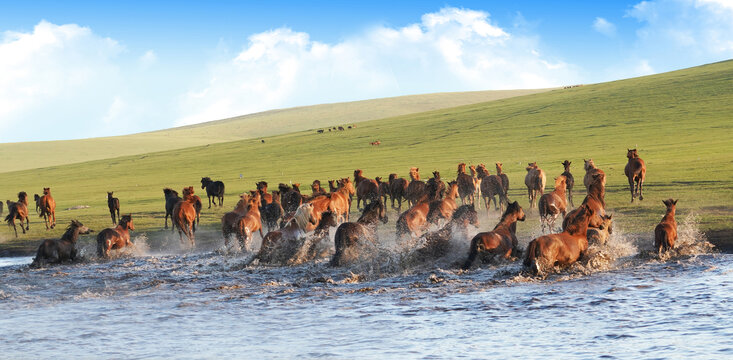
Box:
[10,148,675,275]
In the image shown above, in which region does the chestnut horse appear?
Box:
[31,220,92,267]
[654,199,677,255]
[468,165,482,205]
[305,194,331,232]
[587,214,613,246]
[561,160,575,207]
[456,163,476,206]
[396,197,430,238]
[221,193,252,239]
[233,195,264,248]
[257,181,273,206]
[405,167,427,207]
[413,204,479,261]
[427,180,459,225]
[495,162,509,194]
[355,171,379,211]
[477,164,507,214]
[5,192,30,237]
[39,187,56,230]
[583,159,606,192]
[563,172,607,230]
[524,162,546,209]
[96,214,135,257]
[524,204,595,275]
[625,149,646,202]
[388,173,408,212]
[328,178,355,223]
[377,177,390,207]
[463,201,526,269]
[538,176,568,233]
[107,191,120,225]
[163,188,181,229]
[257,203,317,263]
[172,187,198,248]
[330,199,388,266]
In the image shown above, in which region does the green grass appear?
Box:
[0,89,550,173]
[1,60,732,253]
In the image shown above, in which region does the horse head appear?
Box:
[554,176,567,189]
[502,201,526,222]
[457,163,466,174]
[495,162,503,173]
[43,187,50,195]
[201,177,212,188]
[562,160,571,170]
[627,149,639,159]
[120,214,135,231]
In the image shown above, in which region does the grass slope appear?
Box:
[0,89,550,173]
[1,60,732,253]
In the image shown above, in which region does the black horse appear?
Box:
[31,220,93,267]
[330,199,388,266]
[201,177,225,208]
[107,191,120,225]
[163,188,181,229]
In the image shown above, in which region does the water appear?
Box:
[1,213,731,359]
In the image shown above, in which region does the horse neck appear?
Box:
[447,186,458,199]
[662,208,676,223]
[553,183,566,197]
[495,214,517,233]
[565,214,591,236]
[62,227,80,242]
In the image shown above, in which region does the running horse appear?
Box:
[31,220,93,267]
[561,160,575,207]
[163,188,181,229]
[257,203,317,263]
[330,199,388,266]
[456,163,476,206]
[654,199,677,255]
[524,162,546,209]
[328,178,355,223]
[625,149,646,202]
[463,201,525,269]
[172,186,198,248]
[5,192,30,237]
[538,176,568,233]
[413,204,479,261]
[96,214,135,257]
[107,191,120,225]
[405,167,426,207]
[388,173,408,212]
[201,177,225,208]
[39,187,56,230]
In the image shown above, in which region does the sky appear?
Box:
[1,0,732,142]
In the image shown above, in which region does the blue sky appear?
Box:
[1,0,732,142]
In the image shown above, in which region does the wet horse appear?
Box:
[5,192,30,237]
[221,193,252,239]
[201,177,225,208]
[96,214,135,257]
[257,203,317,263]
[538,176,568,233]
[413,204,479,261]
[587,214,613,246]
[163,188,181,229]
[261,191,284,232]
[524,204,595,275]
[289,210,340,264]
[31,220,92,267]
[625,149,646,202]
[107,191,120,225]
[233,195,264,249]
[563,172,607,230]
[456,163,476,206]
[172,186,198,248]
[427,180,459,225]
[654,199,677,255]
[328,178,355,223]
[39,187,56,230]
[583,159,606,192]
[396,197,430,238]
[330,199,388,266]
[463,201,526,269]
[524,162,546,209]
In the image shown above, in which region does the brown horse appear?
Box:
[583,159,606,192]
[587,214,613,246]
[413,204,479,261]
[463,201,525,269]
[477,164,507,214]
[233,195,264,248]
[456,163,476,206]
[96,214,135,257]
[396,198,430,238]
[426,171,445,201]
[257,203,317,263]
[329,178,355,223]
[289,210,339,264]
[261,191,285,232]
[107,191,120,225]
[654,199,677,255]
[221,193,252,239]
[256,181,273,206]
[538,176,568,233]
[524,204,595,275]
[311,180,327,197]
[405,167,426,207]
[625,149,646,202]
[427,180,459,224]
[468,165,482,205]
[388,173,409,212]
[561,160,575,207]
[304,194,330,232]
[377,177,390,207]
[563,172,607,230]
[39,187,56,230]
[163,188,181,229]
[281,183,303,214]
[34,194,42,214]
[355,173,380,211]
[524,162,546,209]
[31,220,92,267]
[5,192,30,237]
[328,180,338,193]
[330,199,388,266]
[172,187,198,248]
[495,162,509,194]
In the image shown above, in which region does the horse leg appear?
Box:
[51,211,56,229]
[165,214,169,229]
[11,219,18,238]
[628,177,635,203]
[637,177,644,201]
[208,196,212,209]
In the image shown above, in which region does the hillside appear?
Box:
[1,60,732,253]
[0,89,550,173]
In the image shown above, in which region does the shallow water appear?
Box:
[1,213,731,359]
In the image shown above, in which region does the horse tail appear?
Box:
[5,208,15,225]
[538,196,547,218]
[523,240,541,274]
[462,236,480,269]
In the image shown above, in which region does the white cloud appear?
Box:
[178,7,578,126]
[139,50,157,69]
[593,17,617,37]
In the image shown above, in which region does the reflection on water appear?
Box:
[1,213,731,358]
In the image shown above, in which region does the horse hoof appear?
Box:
[639,196,644,200]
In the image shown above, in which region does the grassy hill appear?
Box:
[1,60,732,253]
[0,89,550,173]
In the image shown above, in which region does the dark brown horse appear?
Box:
[172,187,198,248]
[163,188,181,229]
[33,194,42,214]
[426,171,445,201]
[561,160,575,207]
[96,214,135,257]
[563,172,607,230]
[330,199,388,266]
[625,149,646,202]
[355,170,379,211]
[456,163,476,206]
[261,190,284,232]
[201,177,225,208]
[5,192,30,237]
[257,181,273,206]
[538,176,568,233]
[477,164,507,214]
[328,180,338,193]
[463,201,525,269]
[281,183,303,214]
[377,177,390,207]
[654,199,677,255]
[311,180,327,197]
[107,191,120,225]
[388,173,408,212]
[39,187,56,230]
[328,178,355,223]
[524,204,595,275]
[524,162,546,209]
[413,204,479,261]
[31,220,92,267]
[495,162,509,194]
[405,167,426,207]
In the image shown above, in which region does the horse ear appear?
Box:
[673,199,678,205]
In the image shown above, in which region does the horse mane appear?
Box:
[564,205,591,235]
[586,175,606,207]
[120,214,132,227]
[293,204,313,230]
[61,220,82,241]
[499,201,521,223]
[18,192,27,201]
[358,200,383,222]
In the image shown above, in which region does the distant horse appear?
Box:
[201,177,225,208]
[468,165,482,205]
[39,187,56,230]
[477,164,507,214]
[463,201,526,269]
[311,180,327,197]
[524,204,595,275]
[257,181,273,206]
[583,159,606,192]
[405,167,426,207]
[495,162,509,194]
[163,188,181,229]
[625,149,646,202]
[96,214,135,257]
[233,194,264,248]
[5,192,30,237]
[654,199,677,255]
[257,203,317,263]
[330,199,388,266]
[587,214,613,246]
[538,176,568,233]
[31,220,92,267]
[412,204,479,261]
[426,171,445,201]
[561,160,575,207]
[221,193,251,239]
[328,178,355,223]
[172,187,198,248]
[33,194,42,214]
[396,197,430,238]
[261,190,284,232]
[456,163,476,206]
[427,180,459,225]
[524,162,546,209]
[370,140,381,146]
[107,191,120,225]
